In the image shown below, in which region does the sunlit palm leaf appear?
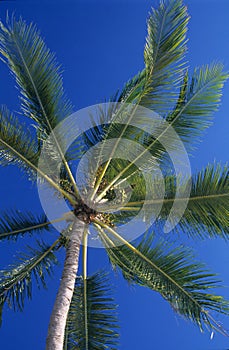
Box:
[118,0,189,112]
[142,0,189,114]
[166,63,228,146]
[102,231,229,333]
[0,16,72,134]
[0,239,59,324]
[117,63,227,182]
[133,64,228,168]
[64,271,119,350]
[0,16,81,197]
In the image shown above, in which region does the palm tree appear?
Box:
[0,0,228,349]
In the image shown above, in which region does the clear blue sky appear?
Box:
[0,0,229,349]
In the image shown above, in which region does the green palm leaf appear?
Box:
[101,229,229,334]
[118,0,189,111]
[142,0,189,114]
[133,64,228,167]
[88,62,228,203]
[116,0,188,112]
[64,271,119,350]
[117,70,146,105]
[166,63,228,146]
[113,163,229,239]
[0,239,59,324]
[0,106,76,202]
[0,16,72,134]
[85,0,189,199]
[0,106,39,177]
[0,210,54,241]
[161,163,229,238]
[0,17,79,195]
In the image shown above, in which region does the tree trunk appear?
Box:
[46,219,85,350]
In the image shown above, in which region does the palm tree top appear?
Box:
[0,0,228,349]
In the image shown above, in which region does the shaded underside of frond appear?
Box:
[159,163,229,238]
[0,106,39,177]
[117,70,147,105]
[106,163,229,240]
[0,106,76,200]
[0,210,52,241]
[0,240,59,324]
[64,271,119,350]
[78,62,228,203]
[102,232,229,333]
[165,63,228,147]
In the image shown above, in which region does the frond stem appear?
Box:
[90,103,139,202]
[105,192,229,212]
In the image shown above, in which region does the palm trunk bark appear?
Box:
[46,219,85,350]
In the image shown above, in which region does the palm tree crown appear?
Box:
[0,0,228,349]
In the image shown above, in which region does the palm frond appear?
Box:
[117,70,147,105]
[0,210,53,241]
[64,271,119,350]
[81,0,189,200]
[100,228,229,334]
[111,163,229,239]
[142,0,189,114]
[87,63,227,201]
[0,16,80,196]
[77,64,227,206]
[118,0,189,111]
[0,16,72,134]
[102,63,228,196]
[160,163,229,238]
[166,63,228,146]
[0,239,59,322]
[0,106,39,178]
[0,106,76,202]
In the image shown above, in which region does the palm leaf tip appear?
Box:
[115,0,190,115]
[142,0,189,114]
[0,15,73,135]
[104,233,229,334]
[0,240,59,321]
[65,271,119,350]
[144,0,189,69]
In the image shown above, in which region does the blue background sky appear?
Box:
[0,0,229,349]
